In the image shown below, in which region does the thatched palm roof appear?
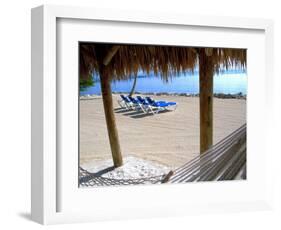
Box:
[79,43,246,81]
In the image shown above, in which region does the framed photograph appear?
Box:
[31,5,274,224]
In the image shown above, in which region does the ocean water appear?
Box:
[80,71,247,96]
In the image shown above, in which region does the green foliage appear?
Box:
[80,75,95,91]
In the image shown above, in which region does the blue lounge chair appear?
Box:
[118,94,134,109]
[136,96,156,114]
[146,96,176,106]
[137,96,158,113]
[145,96,166,105]
[136,96,150,106]
[145,96,177,114]
[128,96,147,113]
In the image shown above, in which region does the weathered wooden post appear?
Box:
[96,45,123,167]
[199,48,214,154]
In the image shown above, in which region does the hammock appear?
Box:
[166,124,246,183]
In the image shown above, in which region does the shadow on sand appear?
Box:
[114,107,172,119]
[92,166,115,176]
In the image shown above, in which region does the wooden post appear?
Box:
[95,45,123,167]
[99,66,123,167]
[199,48,214,154]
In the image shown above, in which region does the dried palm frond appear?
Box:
[79,43,246,81]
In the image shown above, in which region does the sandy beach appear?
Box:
[80,94,246,170]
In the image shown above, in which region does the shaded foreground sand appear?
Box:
[80,94,246,169]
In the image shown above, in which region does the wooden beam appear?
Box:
[103,45,120,66]
[199,49,214,154]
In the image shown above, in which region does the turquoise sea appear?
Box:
[80,70,247,96]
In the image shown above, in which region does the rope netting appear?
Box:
[79,167,167,187]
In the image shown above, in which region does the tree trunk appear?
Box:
[199,49,214,154]
[128,74,137,96]
[99,66,123,167]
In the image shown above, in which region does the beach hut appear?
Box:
[80,44,246,167]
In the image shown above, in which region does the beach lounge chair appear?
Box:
[145,96,177,114]
[145,96,166,105]
[117,95,126,108]
[136,96,153,113]
[128,96,147,113]
[136,96,161,114]
[146,96,177,106]
[118,94,134,109]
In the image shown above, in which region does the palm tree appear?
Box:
[128,74,138,96]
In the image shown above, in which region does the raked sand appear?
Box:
[80,94,246,170]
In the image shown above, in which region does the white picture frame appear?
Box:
[31,5,274,225]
